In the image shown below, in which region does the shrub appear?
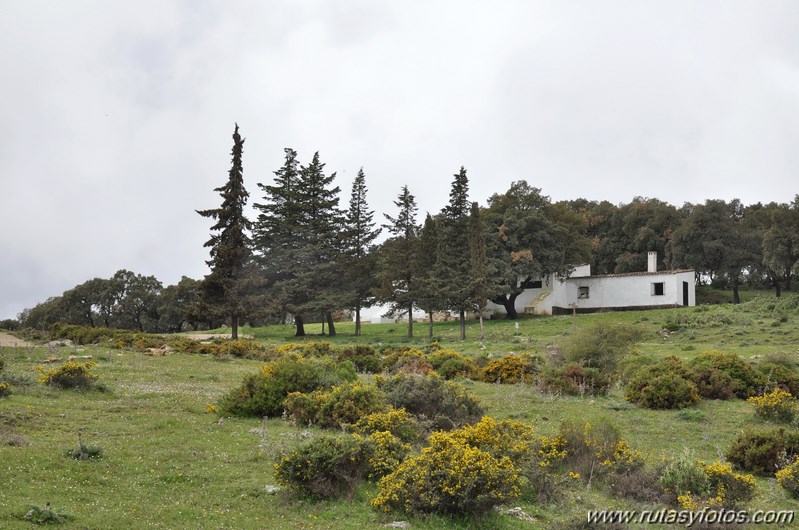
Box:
[559,420,644,479]
[70,434,103,460]
[748,388,798,423]
[540,363,611,396]
[726,428,799,475]
[283,390,325,426]
[0,382,10,398]
[625,357,700,409]
[23,504,73,525]
[358,430,411,480]
[35,361,98,389]
[563,322,645,375]
[427,349,476,379]
[776,457,799,498]
[372,430,521,515]
[0,356,5,373]
[382,347,433,375]
[354,407,420,443]
[688,350,764,399]
[337,345,381,373]
[758,362,799,397]
[659,451,710,500]
[316,382,388,429]
[218,356,356,417]
[449,416,537,463]
[276,341,334,358]
[274,435,368,499]
[377,374,483,431]
[701,460,756,508]
[480,354,542,384]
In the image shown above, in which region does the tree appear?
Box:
[469,202,490,340]
[196,123,253,339]
[434,166,473,341]
[340,168,381,336]
[113,269,163,332]
[485,181,586,319]
[158,276,202,333]
[415,213,443,338]
[253,148,303,332]
[376,185,420,338]
[762,197,799,294]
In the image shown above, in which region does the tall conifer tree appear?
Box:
[341,168,381,336]
[196,124,252,339]
[376,185,420,338]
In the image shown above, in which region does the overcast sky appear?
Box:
[2,1,798,320]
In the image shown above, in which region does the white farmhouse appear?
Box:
[487,251,696,317]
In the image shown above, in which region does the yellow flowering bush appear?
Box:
[275,341,334,357]
[357,430,411,480]
[748,388,798,423]
[480,354,541,384]
[372,430,521,515]
[559,420,644,477]
[427,348,476,380]
[0,381,10,398]
[284,382,388,429]
[354,407,419,443]
[776,457,799,498]
[660,452,756,508]
[35,361,98,389]
[449,416,537,462]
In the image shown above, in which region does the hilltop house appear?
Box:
[486,251,696,317]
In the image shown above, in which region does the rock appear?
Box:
[504,507,534,522]
[264,485,281,495]
[382,522,410,529]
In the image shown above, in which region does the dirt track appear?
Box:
[0,331,33,348]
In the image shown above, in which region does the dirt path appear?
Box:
[0,331,34,348]
[184,333,253,340]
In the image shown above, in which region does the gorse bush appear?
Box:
[558,420,644,479]
[356,430,411,480]
[276,341,334,358]
[726,428,799,475]
[688,350,764,399]
[660,453,756,509]
[382,347,433,375]
[377,373,483,431]
[776,457,799,498]
[284,382,388,429]
[748,388,798,423]
[218,356,356,417]
[427,349,476,379]
[354,407,419,443]
[274,435,368,499]
[35,361,98,389]
[625,356,700,409]
[336,345,381,373]
[564,322,645,375]
[480,354,541,384]
[372,429,521,515]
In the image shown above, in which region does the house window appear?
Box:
[578,286,590,299]
[530,280,543,289]
[652,282,665,296]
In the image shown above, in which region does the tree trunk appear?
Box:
[459,309,466,341]
[500,293,519,319]
[478,310,484,341]
[231,313,239,340]
[355,303,361,337]
[326,312,336,337]
[786,271,792,291]
[295,315,305,337]
[775,279,782,298]
[407,302,414,338]
[731,278,740,305]
[428,312,434,339]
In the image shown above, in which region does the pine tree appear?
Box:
[415,213,443,338]
[291,152,343,336]
[376,185,420,338]
[253,148,302,331]
[469,202,489,340]
[341,168,381,336]
[196,124,253,339]
[434,166,473,341]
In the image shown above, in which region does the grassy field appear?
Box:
[1,292,799,528]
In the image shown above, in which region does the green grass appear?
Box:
[1,293,798,528]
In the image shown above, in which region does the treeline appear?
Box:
[18,125,799,337]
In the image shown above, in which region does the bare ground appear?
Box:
[0,331,33,348]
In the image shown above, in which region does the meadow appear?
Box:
[1,291,799,529]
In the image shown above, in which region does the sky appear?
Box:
[2,0,799,320]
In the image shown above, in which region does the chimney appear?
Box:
[647,251,657,273]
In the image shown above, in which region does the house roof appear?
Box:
[569,269,695,280]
